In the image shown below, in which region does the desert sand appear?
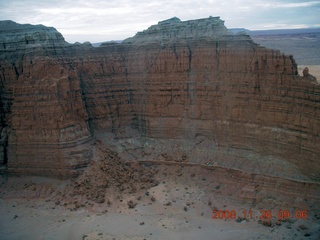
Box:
[298,65,320,81]
[1,177,319,240]
[1,139,320,240]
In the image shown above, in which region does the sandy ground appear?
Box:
[298,65,320,81]
[0,196,292,240]
[1,192,319,240]
[1,139,319,240]
[1,168,319,240]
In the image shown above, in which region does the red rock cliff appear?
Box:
[0,21,93,178]
[0,18,319,180]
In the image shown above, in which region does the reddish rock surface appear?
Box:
[0,17,319,181]
[0,21,92,178]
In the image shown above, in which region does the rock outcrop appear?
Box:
[0,21,92,178]
[0,17,319,180]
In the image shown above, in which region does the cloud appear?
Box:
[36,7,132,15]
[258,1,320,8]
[1,0,319,42]
[261,23,310,29]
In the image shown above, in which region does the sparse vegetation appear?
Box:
[127,200,137,209]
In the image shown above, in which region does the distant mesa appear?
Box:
[123,16,229,43]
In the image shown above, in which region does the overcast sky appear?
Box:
[1,0,319,43]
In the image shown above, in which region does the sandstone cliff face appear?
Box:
[0,18,319,180]
[0,21,92,178]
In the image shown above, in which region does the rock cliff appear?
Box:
[0,17,319,180]
[0,21,92,178]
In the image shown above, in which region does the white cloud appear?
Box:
[258,1,320,8]
[36,7,132,15]
[259,23,310,29]
[1,0,319,42]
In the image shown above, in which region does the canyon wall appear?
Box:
[0,18,319,180]
[0,21,93,178]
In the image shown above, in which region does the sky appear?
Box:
[1,0,320,43]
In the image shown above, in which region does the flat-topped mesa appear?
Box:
[123,16,229,43]
[0,20,68,56]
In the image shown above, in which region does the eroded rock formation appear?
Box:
[0,21,93,178]
[0,17,319,180]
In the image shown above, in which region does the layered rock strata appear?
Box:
[0,21,92,178]
[0,17,319,180]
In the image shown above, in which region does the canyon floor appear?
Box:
[1,174,319,239]
[1,135,320,240]
[1,178,319,240]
